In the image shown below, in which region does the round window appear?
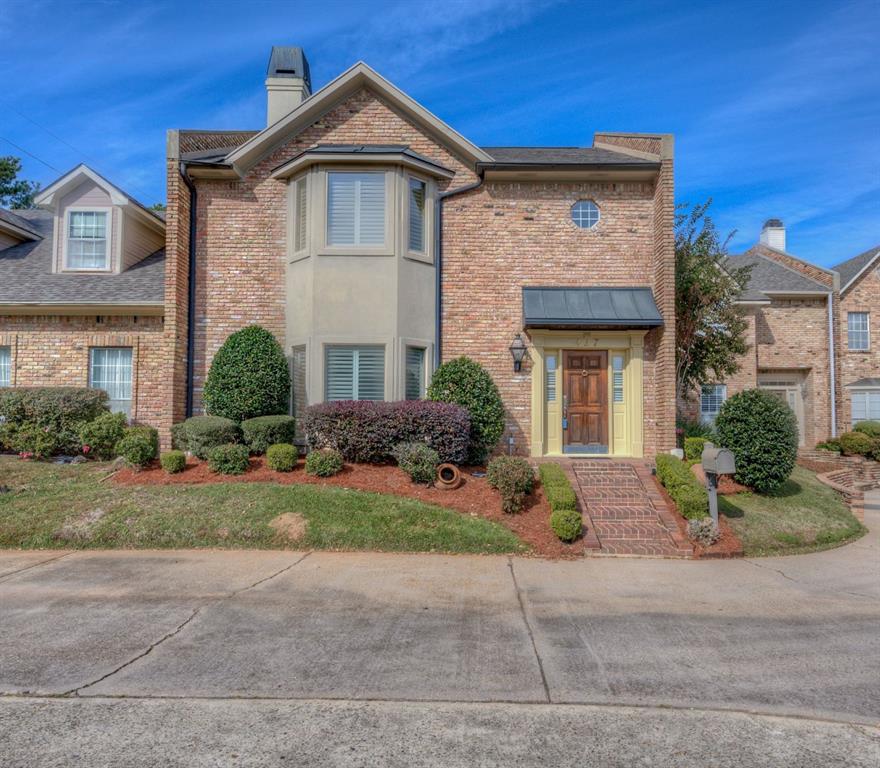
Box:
[571,200,600,229]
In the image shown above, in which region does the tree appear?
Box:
[0,156,40,209]
[675,200,751,404]
[149,202,166,212]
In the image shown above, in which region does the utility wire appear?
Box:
[0,135,62,174]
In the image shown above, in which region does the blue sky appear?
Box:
[1,0,877,266]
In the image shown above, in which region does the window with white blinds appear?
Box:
[405,347,425,400]
[0,346,10,387]
[293,176,308,252]
[852,390,880,424]
[67,210,109,269]
[326,172,385,246]
[89,347,133,418]
[408,177,426,253]
[325,345,385,401]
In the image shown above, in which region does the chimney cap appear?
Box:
[763,218,784,229]
[267,46,311,89]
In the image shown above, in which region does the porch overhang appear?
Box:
[522,286,663,330]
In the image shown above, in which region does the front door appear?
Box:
[563,350,608,453]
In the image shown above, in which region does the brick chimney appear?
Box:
[760,218,786,251]
[265,46,311,126]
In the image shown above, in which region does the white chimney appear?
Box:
[265,46,311,126]
[760,218,786,251]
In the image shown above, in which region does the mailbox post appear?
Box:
[700,442,736,525]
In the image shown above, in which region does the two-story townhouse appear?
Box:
[164,47,676,458]
[0,165,169,428]
[834,245,880,428]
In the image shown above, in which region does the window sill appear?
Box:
[318,248,394,258]
[404,251,433,265]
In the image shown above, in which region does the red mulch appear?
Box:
[112,457,583,559]
[655,476,744,559]
[691,463,751,495]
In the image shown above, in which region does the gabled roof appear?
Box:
[833,245,880,293]
[0,208,42,241]
[726,250,830,301]
[33,164,164,231]
[226,61,493,174]
[0,209,164,308]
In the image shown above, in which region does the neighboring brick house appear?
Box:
[834,245,880,428]
[0,165,168,429]
[684,219,879,446]
[164,47,676,458]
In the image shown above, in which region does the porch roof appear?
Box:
[522,286,663,329]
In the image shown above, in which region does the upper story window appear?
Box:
[571,200,600,229]
[407,177,426,253]
[66,210,110,270]
[848,312,870,351]
[326,171,385,247]
[293,175,308,254]
[0,346,10,387]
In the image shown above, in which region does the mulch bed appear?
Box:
[654,477,744,559]
[112,457,583,559]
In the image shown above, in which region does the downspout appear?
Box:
[434,172,485,368]
[827,291,837,438]
[179,163,198,418]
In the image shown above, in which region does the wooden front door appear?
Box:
[563,350,608,451]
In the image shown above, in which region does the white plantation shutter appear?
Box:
[408,178,426,252]
[325,346,385,401]
[89,347,133,418]
[327,172,385,246]
[294,177,308,252]
[405,347,425,400]
[0,346,10,387]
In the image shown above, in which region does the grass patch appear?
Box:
[720,466,866,557]
[0,457,526,555]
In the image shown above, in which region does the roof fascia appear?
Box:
[35,164,129,207]
[271,151,456,180]
[227,62,492,175]
[0,219,40,242]
[0,301,164,316]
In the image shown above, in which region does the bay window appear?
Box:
[407,177,426,253]
[326,171,385,247]
[325,345,385,401]
[405,346,426,400]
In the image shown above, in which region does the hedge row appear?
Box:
[655,454,708,520]
[302,400,470,464]
[539,463,581,542]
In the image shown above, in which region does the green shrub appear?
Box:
[173,416,241,460]
[838,430,875,457]
[687,516,720,547]
[550,508,582,542]
[655,453,709,520]
[539,463,578,511]
[117,426,159,468]
[207,443,250,475]
[241,415,297,454]
[203,325,290,422]
[78,412,127,460]
[677,417,716,440]
[684,436,708,462]
[427,356,505,464]
[487,456,534,514]
[160,450,187,474]
[853,420,880,439]
[305,447,344,477]
[266,443,298,472]
[392,442,440,485]
[715,388,798,493]
[816,439,841,453]
[0,387,110,455]
[3,423,60,459]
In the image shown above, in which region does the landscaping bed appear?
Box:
[653,479,743,558]
[112,456,583,558]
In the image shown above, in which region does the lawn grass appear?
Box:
[0,457,526,555]
[720,466,866,557]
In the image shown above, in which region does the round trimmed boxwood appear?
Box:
[838,430,875,457]
[550,508,582,542]
[207,443,250,475]
[853,420,880,439]
[715,388,798,493]
[266,443,298,472]
[203,326,290,422]
[427,356,505,464]
[305,448,343,477]
[160,450,187,474]
[241,415,297,454]
[78,411,127,460]
[117,426,159,469]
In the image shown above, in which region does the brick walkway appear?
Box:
[566,459,693,558]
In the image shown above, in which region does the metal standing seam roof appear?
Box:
[522,287,663,328]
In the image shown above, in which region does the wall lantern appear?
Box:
[509,333,527,372]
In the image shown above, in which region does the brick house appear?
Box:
[163,47,676,458]
[0,165,169,430]
[684,219,879,444]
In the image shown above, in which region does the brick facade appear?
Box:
[0,315,166,425]
[839,263,880,430]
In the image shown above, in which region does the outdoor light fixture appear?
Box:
[509,333,527,372]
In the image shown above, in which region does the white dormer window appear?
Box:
[65,209,111,270]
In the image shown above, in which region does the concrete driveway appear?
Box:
[1,499,878,767]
